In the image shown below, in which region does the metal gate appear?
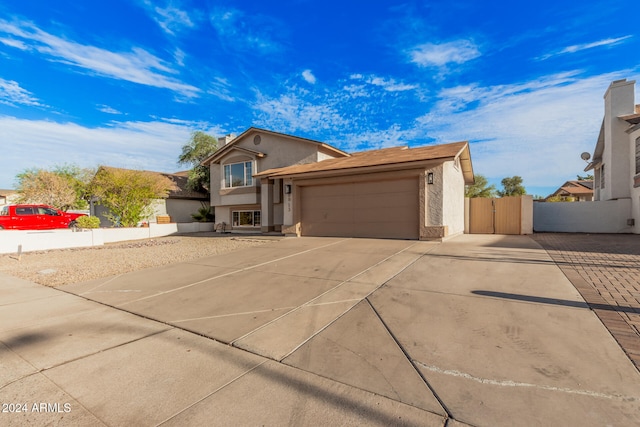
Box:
[468,196,522,235]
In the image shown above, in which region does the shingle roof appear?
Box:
[255,141,473,183]
[547,180,594,199]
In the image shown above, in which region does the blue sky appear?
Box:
[0,0,638,196]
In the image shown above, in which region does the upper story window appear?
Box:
[223,161,253,188]
[600,164,605,189]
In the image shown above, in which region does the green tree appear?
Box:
[576,174,594,180]
[52,164,94,209]
[15,164,94,210]
[178,131,219,193]
[497,176,526,197]
[90,167,176,227]
[465,174,496,198]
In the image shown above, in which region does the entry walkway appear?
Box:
[1,235,639,426]
[533,233,640,369]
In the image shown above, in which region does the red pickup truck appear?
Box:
[0,204,86,230]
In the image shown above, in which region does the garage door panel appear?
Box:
[304,184,353,198]
[354,192,416,210]
[352,224,414,240]
[303,222,353,237]
[300,177,419,240]
[356,206,417,223]
[302,194,354,209]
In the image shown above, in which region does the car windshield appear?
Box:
[0,206,7,216]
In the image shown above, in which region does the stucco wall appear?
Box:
[442,160,465,235]
[521,196,534,234]
[630,128,640,234]
[0,223,213,254]
[166,199,207,223]
[215,206,231,226]
[425,164,444,226]
[602,80,635,201]
[533,199,633,233]
[210,163,222,206]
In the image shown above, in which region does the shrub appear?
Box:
[75,215,101,229]
[192,204,214,222]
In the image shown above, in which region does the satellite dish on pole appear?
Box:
[581,152,591,161]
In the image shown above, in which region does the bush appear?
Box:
[75,215,101,229]
[191,204,214,222]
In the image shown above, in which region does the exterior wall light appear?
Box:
[284,184,292,194]
[427,172,434,184]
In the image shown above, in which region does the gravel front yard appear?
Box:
[0,233,276,287]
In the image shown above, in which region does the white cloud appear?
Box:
[206,77,235,102]
[0,116,222,188]
[142,1,196,36]
[0,78,44,107]
[338,125,417,152]
[409,40,480,67]
[0,19,199,97]
[366,76,417,92]
[539,35,633,60]
[209,8,282,55]
[414,71,633,189]
[253,92,347,133]
[97,104,122,114]
[0,36,27,49]
[302,69,316,84]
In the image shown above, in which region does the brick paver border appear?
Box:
[532,233,640,371]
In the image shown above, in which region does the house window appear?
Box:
[223,161,253,188]
[600,165,605,189]
[635,137,640,175]
[232,210,261,227]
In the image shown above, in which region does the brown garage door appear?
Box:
[300,178,419,239]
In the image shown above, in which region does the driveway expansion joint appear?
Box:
[366,298,452,419]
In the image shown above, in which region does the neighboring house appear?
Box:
[0,189,19,206]
[203,127,474,240]
[91,167,209,226]
[545,180,594,201]
[585,79,640,231]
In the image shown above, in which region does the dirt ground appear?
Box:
[0,234,270,287]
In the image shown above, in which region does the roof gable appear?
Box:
[201,127,348,165]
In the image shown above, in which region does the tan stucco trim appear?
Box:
[420,226,448,240]
[219,186,261,196]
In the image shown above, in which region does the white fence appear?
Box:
[533,199,634,233]
[0,222,215,254]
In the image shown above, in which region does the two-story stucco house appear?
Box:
[203,127,474,240]
[585,79,640,232]
[202,128,349,233]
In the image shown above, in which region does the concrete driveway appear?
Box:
[1,235,639,426]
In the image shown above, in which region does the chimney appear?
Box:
[218,134,236,146]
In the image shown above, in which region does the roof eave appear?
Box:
[259,158,455,180]
[456,142,474,185]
